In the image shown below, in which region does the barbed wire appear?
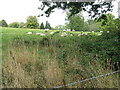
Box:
[53,70,120,88]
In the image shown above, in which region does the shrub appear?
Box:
[9,22,20,28]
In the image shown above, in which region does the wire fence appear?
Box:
[53,70,120,88]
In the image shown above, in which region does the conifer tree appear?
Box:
[40,22,44,29]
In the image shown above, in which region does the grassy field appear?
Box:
[2,27,119,88]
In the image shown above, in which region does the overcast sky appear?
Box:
[0,0,119,28]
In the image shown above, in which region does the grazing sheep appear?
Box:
[107,31,110,33]
[27,32,33,35]
[78,32,83,36]
[44,29,49,32]
[72,30,75,31]
[61,32,67,37]
[92,31,94,33]
[84,33,88,35]
[78,33,83,36]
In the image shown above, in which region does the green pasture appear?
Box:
[2,27,100,44]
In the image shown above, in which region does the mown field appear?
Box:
[2,27,119,88]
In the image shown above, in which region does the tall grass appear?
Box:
[2,41,119,88]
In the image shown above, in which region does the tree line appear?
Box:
[0,16,52,30]
[1,13,120,33]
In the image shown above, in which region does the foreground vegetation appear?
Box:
[2,27,119,88]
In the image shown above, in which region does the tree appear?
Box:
[40,22,45,29]
[39,2,113,18]
[0,19,8,27]
[94,13,120,34]
[87,20,101,31]
[25,16,39,29]
[19,22,25,28]
[45,21,51,29]
[47,22,51,30]
[66,13,86,31]
[95,13,115,26]
[9,22,19,28]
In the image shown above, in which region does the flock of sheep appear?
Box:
[27,31,74,37]
[27,29,109,37]
[27,29,74,37]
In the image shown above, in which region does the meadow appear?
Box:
[2,27,119,88]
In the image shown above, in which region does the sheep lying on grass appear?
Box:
[63,30,66,32]
[70,33,74,36]
[36,33,45,36]
[61,32,67,37]
[27,32,33,35]
[78,33,87,36]
[50,31,60,36]
[50,32,55,35]
[98,33,102,36]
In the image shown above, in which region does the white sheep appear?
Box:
[36,33,40,35]
[36,33,45,36]
[107,31,110,33]
[67,29,71,31]
[98,33,102,36]
[84,33,88,35]
[27,32,33,35]
[72,30,75,31]
[78,32,87,36]
[40,33,45,36]
[50,32,54,35]
[70,34,73,36]
[63,30,66,32]
[44,29,49,32]
[61,32,67,37]
[78,33,83,36]
[100,31,103,33]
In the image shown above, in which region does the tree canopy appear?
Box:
[25,16,39,29]
[39,1,113,18]
[95,13,115,26]
[66,13,86,31]
[0,19,8,27]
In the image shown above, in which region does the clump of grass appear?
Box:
[2,45,37,88]
[44,58,63,88]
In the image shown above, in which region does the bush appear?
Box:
[9,22,20,28]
